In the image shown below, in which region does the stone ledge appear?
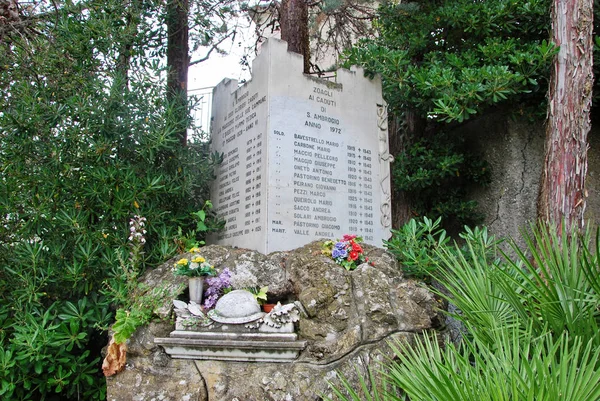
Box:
[169,330,298,342]
[155,335,307,362]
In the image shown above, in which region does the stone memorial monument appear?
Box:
[210,38,393,254]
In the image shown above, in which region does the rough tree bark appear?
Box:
[167,0,190,146]
[0,0,18,21]
[0,0,19,43]
[279,0,310,73]
[538,0,594,232]
[115,0,142,87]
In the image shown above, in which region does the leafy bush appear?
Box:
[328,327,600,401]
[0,3,220,399]
[436,224,600,344]
[342,0,555,227]
[384,217,498,278]
[392,133,491,228]
[344,0,554,121]
[329,224,600,400]
[384,216,450,278]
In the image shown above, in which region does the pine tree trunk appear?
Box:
[538,0,594,232]
[167,0,189,146]
[0,0,18,23]
[115,0,142,87]
[279,0,310,73]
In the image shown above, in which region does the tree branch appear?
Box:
[189,30,235,66]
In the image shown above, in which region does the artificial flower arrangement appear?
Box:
[203,269,272,310]
[321,234,369,271]
[203,268,233,309]
[172,247,217,278]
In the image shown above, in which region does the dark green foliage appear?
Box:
[0,2,220,399]
[392,133,491,228]
[384,216,450,278]
[111,285,179,346]
[345,0,553,120]
[343,0,554,227]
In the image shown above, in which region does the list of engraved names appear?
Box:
[269,81,377,243]
[214,88,267,241]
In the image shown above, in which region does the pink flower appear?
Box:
[342,234,357,242]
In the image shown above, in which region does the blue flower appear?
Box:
[332,247,348,259]
[334,241,347,250]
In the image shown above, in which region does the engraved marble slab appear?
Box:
[209,39,392,254]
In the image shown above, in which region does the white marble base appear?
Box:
[154,331,306,362]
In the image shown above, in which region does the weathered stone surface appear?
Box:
[107,358,207,401]
[125,321,173,358]
[196,245,293,300]
[106,241,441,401]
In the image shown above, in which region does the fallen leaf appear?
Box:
[102,335,127,377]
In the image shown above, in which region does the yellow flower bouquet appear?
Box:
[172,248,216,278]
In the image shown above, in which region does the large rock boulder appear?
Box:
[106,241,442,401]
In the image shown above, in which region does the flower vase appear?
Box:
[188,277,204,304]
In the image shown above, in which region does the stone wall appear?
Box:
[106,242,442,401]
[462,111,600,244]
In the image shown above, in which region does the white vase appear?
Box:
[188,277,204,304]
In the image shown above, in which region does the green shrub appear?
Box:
[0,3,220,399]
[384,217,498,279]
[392,134,491,229]
[327,327,600,401]
[344,0,553,122]
[386,326,600,401]
[434,224,600,345]
[343,0,554,227]
[384,216,450,278]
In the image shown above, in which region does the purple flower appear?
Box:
[332,247,348,259]
[203,294,220,309]
[203,268,233,309]
[334,241,347,250]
